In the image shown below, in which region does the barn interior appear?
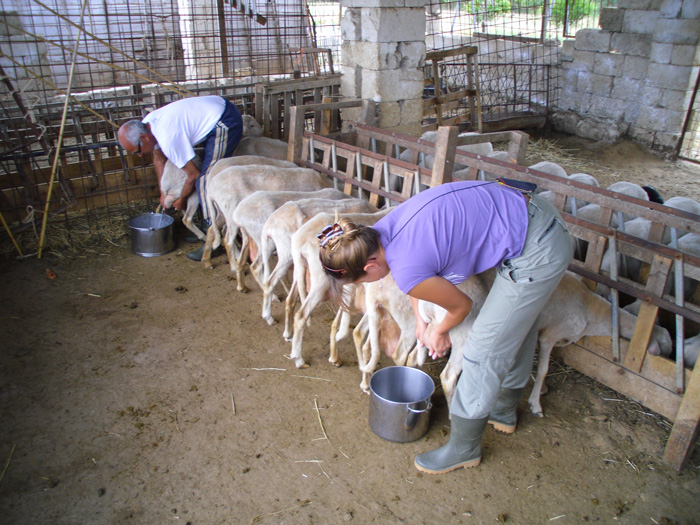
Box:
[1,0,700,522]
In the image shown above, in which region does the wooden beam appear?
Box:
[664,362,700,470]
[430,126,458,187]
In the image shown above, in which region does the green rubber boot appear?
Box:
[414,415,487,474]
[184,220,210,243]
[487,387,525,434]
[187,243,205,261]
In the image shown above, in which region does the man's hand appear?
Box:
[172,197,186,211]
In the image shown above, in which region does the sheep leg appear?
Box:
[201,225,217,270]
[234,232,250,293]
[262,258,292,326]
[440,349,463,412]
[328,308,346,367]
[182,200,206,241]
[283,280,299,341]
[360,336,372,393]
[528,342,555,418]
[289,281,329,368]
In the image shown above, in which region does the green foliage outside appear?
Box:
[441,0,602,27]
[551,0,598,27]
[443,0,512,22]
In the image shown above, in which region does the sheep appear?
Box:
[397,130,493,172]
[354,273,426,392]
[259,197,378,327]
[286,209,390,368]
[201,166,332,270]
[241,114,263,137]
[682,334,700,368]
[664,196,700,217]
[229,188,354,292]
[207,155,297,179]
[642,185,664,204]
[160,159,207,241]
[233,136,289,160]
[528,161,568,181]
[453,150,510,183]
[622,232,700,346]
[539,172,599,215]
[419,270,672,418]
[233,188,366,291]
[159,155,298,242]
[606,181,649,224]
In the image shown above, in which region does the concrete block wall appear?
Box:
[340,0,426,135]
[552,0,700,154]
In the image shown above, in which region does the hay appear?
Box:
[0,199,158,260]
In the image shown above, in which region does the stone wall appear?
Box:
[553,0,700,154]
[340,0,426,135]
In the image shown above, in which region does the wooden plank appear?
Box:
[664,362,700,470]
[553,341,683,422]
[426,45,478,61]
[430,126,458,187]
[624,254,673,372]
[287,106,305,164]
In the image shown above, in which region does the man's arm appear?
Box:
[172,159,201,211]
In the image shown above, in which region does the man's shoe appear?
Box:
[414,415,487,474]
[187,243,223,262]
[487,387,525,434]
[187,243,205,261]
[184,220,210,243]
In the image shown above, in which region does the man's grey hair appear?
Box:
[120,119,147,146]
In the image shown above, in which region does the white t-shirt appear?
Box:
[143,96,225,169]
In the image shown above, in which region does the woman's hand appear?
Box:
[427,329,452,360]
[415,312,428,348]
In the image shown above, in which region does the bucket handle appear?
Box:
[406,400,432,414]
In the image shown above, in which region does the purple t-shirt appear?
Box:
[373,181,529,294]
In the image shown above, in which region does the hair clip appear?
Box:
[320,258,347,276]
[317,223,344,249]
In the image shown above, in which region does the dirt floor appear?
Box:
[1,133,700,524]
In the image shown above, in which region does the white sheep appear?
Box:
[207,155,297,179]
[241,114,263,137]
[234,136,289,160]
[259,197,378,327]
[230,188,354,293]
[539,172,599,214]
[286,209,390,368]
[397,130,493,172]
[159,155,298,242]
[160,159,206,241]
[201,166,332,269]
[419,270,672,417]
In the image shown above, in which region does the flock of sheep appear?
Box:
[157,122,699,419]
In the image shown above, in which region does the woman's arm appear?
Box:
[409,276,473,359]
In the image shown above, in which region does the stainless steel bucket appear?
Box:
[368,366,435,443]
[129,213,175,257]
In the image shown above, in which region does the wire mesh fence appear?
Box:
[0,0,616,256]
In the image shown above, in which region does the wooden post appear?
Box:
[623,254,672,373]
[216,0,230,77]
[288,106,305,164]
[664,363,700,470]
[508,131,529,165]
[430,126,458,187]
